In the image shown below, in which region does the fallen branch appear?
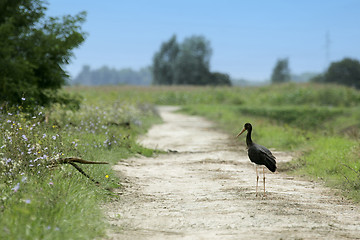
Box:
[51,157,109,184]
[56,157,109,165]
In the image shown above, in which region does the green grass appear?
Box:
[0,94,161,239]
[0,173,106,239]
[2,82,360,239]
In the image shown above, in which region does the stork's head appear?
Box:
[236,122,252,138]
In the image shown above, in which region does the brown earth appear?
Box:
[104,106,360,240]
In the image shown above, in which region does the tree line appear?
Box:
[270,57,360,89]
[73,66,151,86]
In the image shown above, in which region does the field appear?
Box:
[1,83,360,239]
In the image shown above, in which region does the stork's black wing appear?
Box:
[248,143,277,172]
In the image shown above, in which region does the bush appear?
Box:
[0,0,86,109]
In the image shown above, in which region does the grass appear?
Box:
[0,95,160,239]
[1,82,360,239]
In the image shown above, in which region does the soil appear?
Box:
[104,106,360,240]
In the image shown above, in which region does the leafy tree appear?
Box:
[323,58,360,89]
[152,35,231,86]
[209,72,232,86]
[152,35,179,85]
[271,58,291,83]
[0,0,86,109]
[173,35,212,85]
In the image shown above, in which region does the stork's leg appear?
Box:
[256,165,259,196]
[263,167,266,196]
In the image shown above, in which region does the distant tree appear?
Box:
[0,0,86,110]
[152,35,179,85]
[209,72,232,86]
[152,35,230,86]
[173,35,212,85]
[73,66,152,85]
[271,58,291,83]
[323,58,360,89]
[310,74,325,83]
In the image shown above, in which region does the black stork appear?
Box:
[236,123,276,196]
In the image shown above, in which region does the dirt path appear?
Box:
[105,106,360,239]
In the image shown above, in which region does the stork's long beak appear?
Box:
[236,128,246,138]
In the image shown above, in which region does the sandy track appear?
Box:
[105,106,360,239]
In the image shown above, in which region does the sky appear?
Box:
[46,0,360,82]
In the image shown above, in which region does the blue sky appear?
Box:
[47,0,360,81]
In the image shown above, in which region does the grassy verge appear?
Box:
[0,95,160,239]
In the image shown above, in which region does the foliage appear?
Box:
[324,58,360,89]
[73,65,152,86]
[152,35,231,86]
[173,35,212,85]
[0,0,86,108]
[152,35,179,85]
[271,58,291,83]
[0,94,160,239]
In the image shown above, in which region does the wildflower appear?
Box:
[52,136,56,140]
[52,125,56,128]
[48,182,54,185]
[21,97,26,101]
[19,127,22,130]
[12,183,20,192]
[21,177,27,183]
[105,175,109,179]
[25,199,31,204]
[42,133,46,138]
[22,135,28,141]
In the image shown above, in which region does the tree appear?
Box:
[323,58,360,89]
[271,58,291,83]
[152,35,179,85]
[173,35,212,85]
[0,0,86,109]
[152,35,230,86]
[209,72,232,86]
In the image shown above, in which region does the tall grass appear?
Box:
[0,95,160,239]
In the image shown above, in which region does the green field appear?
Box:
[1,83,360,239]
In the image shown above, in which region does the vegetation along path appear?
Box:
[105,106,360,239]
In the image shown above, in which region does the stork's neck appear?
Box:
[246,129,253,147]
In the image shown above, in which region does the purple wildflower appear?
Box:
[12,183,20,192]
